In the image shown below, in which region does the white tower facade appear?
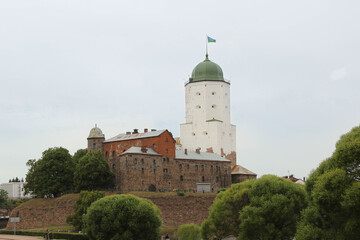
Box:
[180,54,237,166]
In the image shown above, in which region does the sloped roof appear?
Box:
[231,165,257,176]
[175,150,231,162]
[104,130,166,143]
[120,147,162,156]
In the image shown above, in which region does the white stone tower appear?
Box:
[180,54,237,166]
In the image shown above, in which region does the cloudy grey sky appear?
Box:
[1,0,359,184]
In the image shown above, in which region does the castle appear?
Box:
[87,54,256,192]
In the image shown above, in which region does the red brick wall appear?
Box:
[104,131,175,159]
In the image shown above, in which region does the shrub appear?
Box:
[175,223,201,240]
[83,194,162,240]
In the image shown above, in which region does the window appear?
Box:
[153,168,156,174]
[166,149,168,153]
[167,158,169,163]
[112,163,116,170]
[216,166,219,173]
[225,170,228,175]
[141,168,144,174]
[180,175,184,181]
[105,152,109,158]
[166,138,169,142]
[192,132,196,136]
[153,159,156,164]
[163,168,168,173]
[141,159,144,164]
[186,164,190,170]
[196,105,201,109]
[163,158,166,162]
[153,144,156,148]
[216,176,219,182]
[212,92,216,95]
[203,131,208,135]
[211,165,213,172]
[179,164,182,170]
[92,143,96,149]
[196,92,201,96]
[202,176,205,182]
[112,151,115,158]
[212,105,216,108]
[201,165,204,171]
[134,158,137,164]
[195,165,198,171]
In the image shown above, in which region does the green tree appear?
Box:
[201,176,307,240]
[296,125,360,240]
[175,224,201,240]
[73,149,88,166]
[24,147,74,197]
[0,189,8,209]
[83,194,162,240]
[67,191,105,231]
[73,151,115,192]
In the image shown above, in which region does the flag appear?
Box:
[207,36,216,43]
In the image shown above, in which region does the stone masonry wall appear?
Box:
[6,193,216,230]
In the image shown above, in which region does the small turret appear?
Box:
[87,124,105,153]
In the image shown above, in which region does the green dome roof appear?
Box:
[88,124,104,138]
[189,54,224,83]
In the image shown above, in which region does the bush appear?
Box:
[66,191,105,231]
[83,194,162,240]
[177,191,184,196]
[0,230,88,240]
[175,223,201,240]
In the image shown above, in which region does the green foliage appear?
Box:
[0,189,8,208]
[24,147,74,197]
[83,194,162,240]
[175,223,201,240]
[201,176,307,240]
[73,151,115,192]
[67,191,105,231]
[6,198,31,210]
[73,149,88,165]
[201,180,253,240]
[0,230,88,240]
[296,125,360,240]
[177,190,184,196]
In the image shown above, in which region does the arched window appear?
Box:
[180,175,184,181]
[105,152,109,158]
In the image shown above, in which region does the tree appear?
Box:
[0,189,8,209]
[67,191,105,231]
[296,125,360,240]
[73,151,115,192]
[175,224,201,240]
[73,149,88,166]
[83,194,162,240]
[24,147,75,197]
[201,176,307,240]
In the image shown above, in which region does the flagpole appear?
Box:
[206,35,208,57]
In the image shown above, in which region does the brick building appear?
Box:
[87,127,232,192]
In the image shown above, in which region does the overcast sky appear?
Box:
[1,0,359,184]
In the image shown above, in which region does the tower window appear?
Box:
[92,143,96,149]
[105,152,109,158]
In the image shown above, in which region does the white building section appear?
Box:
[0,182,31,200]
[180,54,237,166]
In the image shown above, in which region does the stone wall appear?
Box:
[6,193,216,230]
[111,154,231,192]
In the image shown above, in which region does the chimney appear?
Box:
[126,132,131,135]
[144,128,148,133]
[141,146,147,153]
[184,149,188,155]
[151,129,156,132]
[133,129,139,134]
[196,148,201,154]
